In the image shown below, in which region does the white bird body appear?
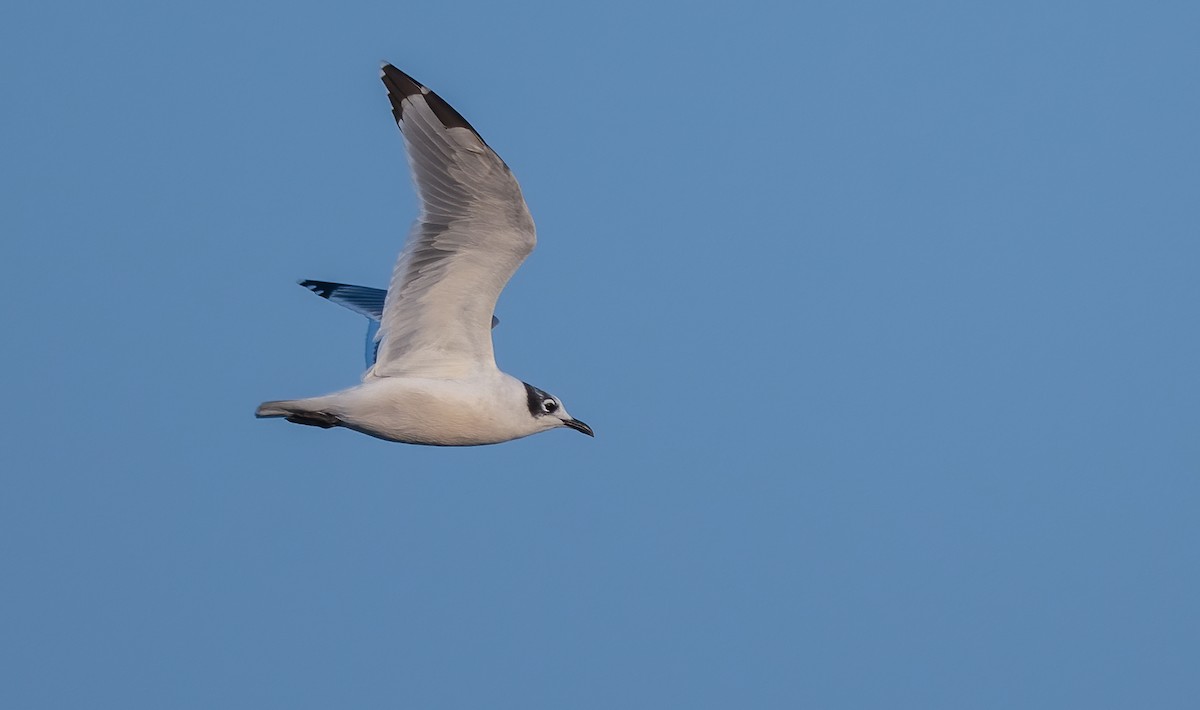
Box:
[258,372,559,446]
[256,64,592,445]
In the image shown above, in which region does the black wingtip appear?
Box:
[380,63,420,126]
[298,279,336,299]
[380,64,424,98]
[379,64,489,146]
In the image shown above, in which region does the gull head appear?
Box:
[523,382,593,437]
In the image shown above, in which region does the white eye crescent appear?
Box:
[542,399,558,414]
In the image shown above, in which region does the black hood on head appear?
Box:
[523,382,552,417]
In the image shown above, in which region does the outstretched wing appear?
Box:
[370,64,535,379]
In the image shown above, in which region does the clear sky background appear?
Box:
[3,1,1198,708]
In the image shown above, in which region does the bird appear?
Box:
[256,64,592,446]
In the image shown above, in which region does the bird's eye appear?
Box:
[542,399,559,413]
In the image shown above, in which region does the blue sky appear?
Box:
[3,0,1198,707]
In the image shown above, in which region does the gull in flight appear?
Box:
[256,64,592,445]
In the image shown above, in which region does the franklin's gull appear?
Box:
[256,64,592,445]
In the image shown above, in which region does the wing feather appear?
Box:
[369,65,535,379]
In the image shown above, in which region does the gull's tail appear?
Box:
[255,399,340,428]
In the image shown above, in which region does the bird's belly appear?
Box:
[337,380,527,446]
